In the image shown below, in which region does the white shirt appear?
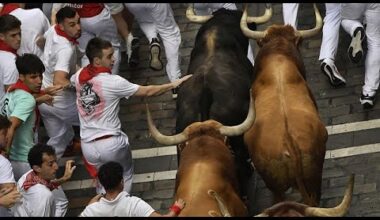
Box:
[0,155,16,217]
[80,191,155,217]
[0,155,15,185]
[0,51,18,100]
[11,8,50,59]
[71,71,139,142]
[104,3,124,15]
[42,25,79,109]
[11,170,56,217]
[193,3,237,15]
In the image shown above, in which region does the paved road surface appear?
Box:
[46,3,380,217]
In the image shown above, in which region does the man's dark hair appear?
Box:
[16,53,45,75]
[0,115,11,130]
[98,162,123,191]
[86,37,113,64]
[56,6,77,24]
[28,143,56,167]
[0,14,21,34]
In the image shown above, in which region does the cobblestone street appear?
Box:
[54,3,380,217]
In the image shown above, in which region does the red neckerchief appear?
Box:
[0,39,18,56]
[22,171,59,191]
[7,79,32,94]
[54,24,79,45]
[79,64,111,85]
[0,3,20,15]
[8,79,43,133]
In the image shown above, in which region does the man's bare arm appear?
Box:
[4,117,22,155]
[53,71,72,90]
[133,75,192,97]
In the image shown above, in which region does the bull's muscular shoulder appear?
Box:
[211,8,257,31]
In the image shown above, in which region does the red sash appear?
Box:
[75,3,104,18]
[83,156,98,179]
[54,24,79,45]
[79,64,111,85]
[0,3,20,15]
[8,79,33,94]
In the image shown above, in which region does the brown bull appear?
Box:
[240,4,327,206]
[145,94,256,216]
[255,174,355,217]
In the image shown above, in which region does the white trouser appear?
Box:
[104,3,124,15]
[193,3,237,15]
[52,186,68,217]
[78,7,121,75]
[341,4,380,96]
[193,3,255,65]
[125,3,182,82]
[38,102,79,160]
[81,132,133,194]
[282,3,299,28]
[319,3,341,61]
[104,3,130,53]
[247,42,255,66]
[10,161,31,181]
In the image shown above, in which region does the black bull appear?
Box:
[176,9,257,197]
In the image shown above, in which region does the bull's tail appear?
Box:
[284,119,315,206]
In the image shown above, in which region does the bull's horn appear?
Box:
[296,4,323,39]
[186,3,213,24]
[254,213,269,217]
[146,104,188,145]
[208,210,221,217]
[305,174,355,217]
[208,190,231,217]
[219,91,256,136]
[240,4,267,40]
[246,3,273,24]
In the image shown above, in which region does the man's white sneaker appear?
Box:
[321,60,346,87]
[360,93,375,109]
[172,88,178,99]
[348,27,365,63]
[149,38,163,71]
